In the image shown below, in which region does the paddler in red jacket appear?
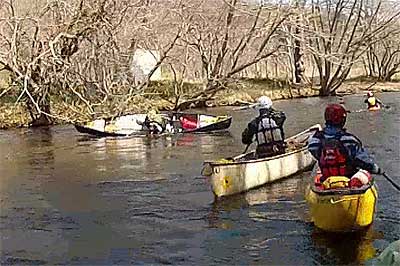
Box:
[308,104,382,184]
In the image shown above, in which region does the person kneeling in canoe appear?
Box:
[241,96,286,159]
[308,103,382,185]
[365,91,383,110]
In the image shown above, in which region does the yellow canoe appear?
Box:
[305,168,378,232]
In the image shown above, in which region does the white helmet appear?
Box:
[257,96,272,109]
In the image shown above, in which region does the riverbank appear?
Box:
[1,79,400,129]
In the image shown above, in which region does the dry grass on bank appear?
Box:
[1,77,400,129]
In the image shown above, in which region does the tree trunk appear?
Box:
[294,39,303,83]
[30,112,52,127]
[29,94,52,127]
[319,76,332,96]
[319,86,331,96]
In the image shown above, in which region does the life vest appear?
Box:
[367,97,378,108]
[316,132,354,181]
[255,115,284,148]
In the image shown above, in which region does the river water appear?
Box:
[0,93,399,265]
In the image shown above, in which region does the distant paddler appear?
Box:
[365,91,383,111]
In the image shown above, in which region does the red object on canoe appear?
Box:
[180,116,198,130]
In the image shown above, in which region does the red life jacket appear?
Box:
[317,134,352,181]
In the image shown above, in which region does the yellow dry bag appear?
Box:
[322,176,349,189]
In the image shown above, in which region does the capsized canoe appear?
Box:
[202,124,322,197]
[172,112,232,133]
[305,167,378,232]
[74,113,232,137]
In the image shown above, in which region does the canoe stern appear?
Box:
[306,184,378,232]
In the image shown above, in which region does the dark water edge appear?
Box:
[1,92,399,265]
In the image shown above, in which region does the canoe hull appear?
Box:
[207,148,316,197]
[74,124,127,137]
[305,172,378,232]
[368,105,381,111]
[202,124,322,197]
[187,116,232,133]
[74,113,232,137]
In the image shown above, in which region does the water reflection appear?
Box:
[74,131,236,184]
[197,132,237,162]
[311,226,383,264]
[76,131,234,172]
[26,127,55,175]
[208,176,302,229]
[75,135,173,182]
[176,134,196,147]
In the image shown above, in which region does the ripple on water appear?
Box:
[0,94,399,265]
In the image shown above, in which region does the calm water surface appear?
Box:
[1,93,399,265]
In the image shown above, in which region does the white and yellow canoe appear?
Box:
[202,124,321,198]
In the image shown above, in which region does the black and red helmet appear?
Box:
[324,104,347,127]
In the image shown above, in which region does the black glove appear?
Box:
[372,164,382,174]
[242,128,253,145]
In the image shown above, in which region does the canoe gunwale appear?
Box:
[183,116,232,133]
[204,146,308,167]
[309,165,376,196]
[310,182,374,196]
[204,124,321,167]
[74,124,127,137]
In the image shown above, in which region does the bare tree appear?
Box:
[282,0,306,84]
[2,0,400,128]
[171,0,290,109]
[0,0,134,124]
[302,0,400,95]
[0,0,184,124]
[364,24,400,81]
